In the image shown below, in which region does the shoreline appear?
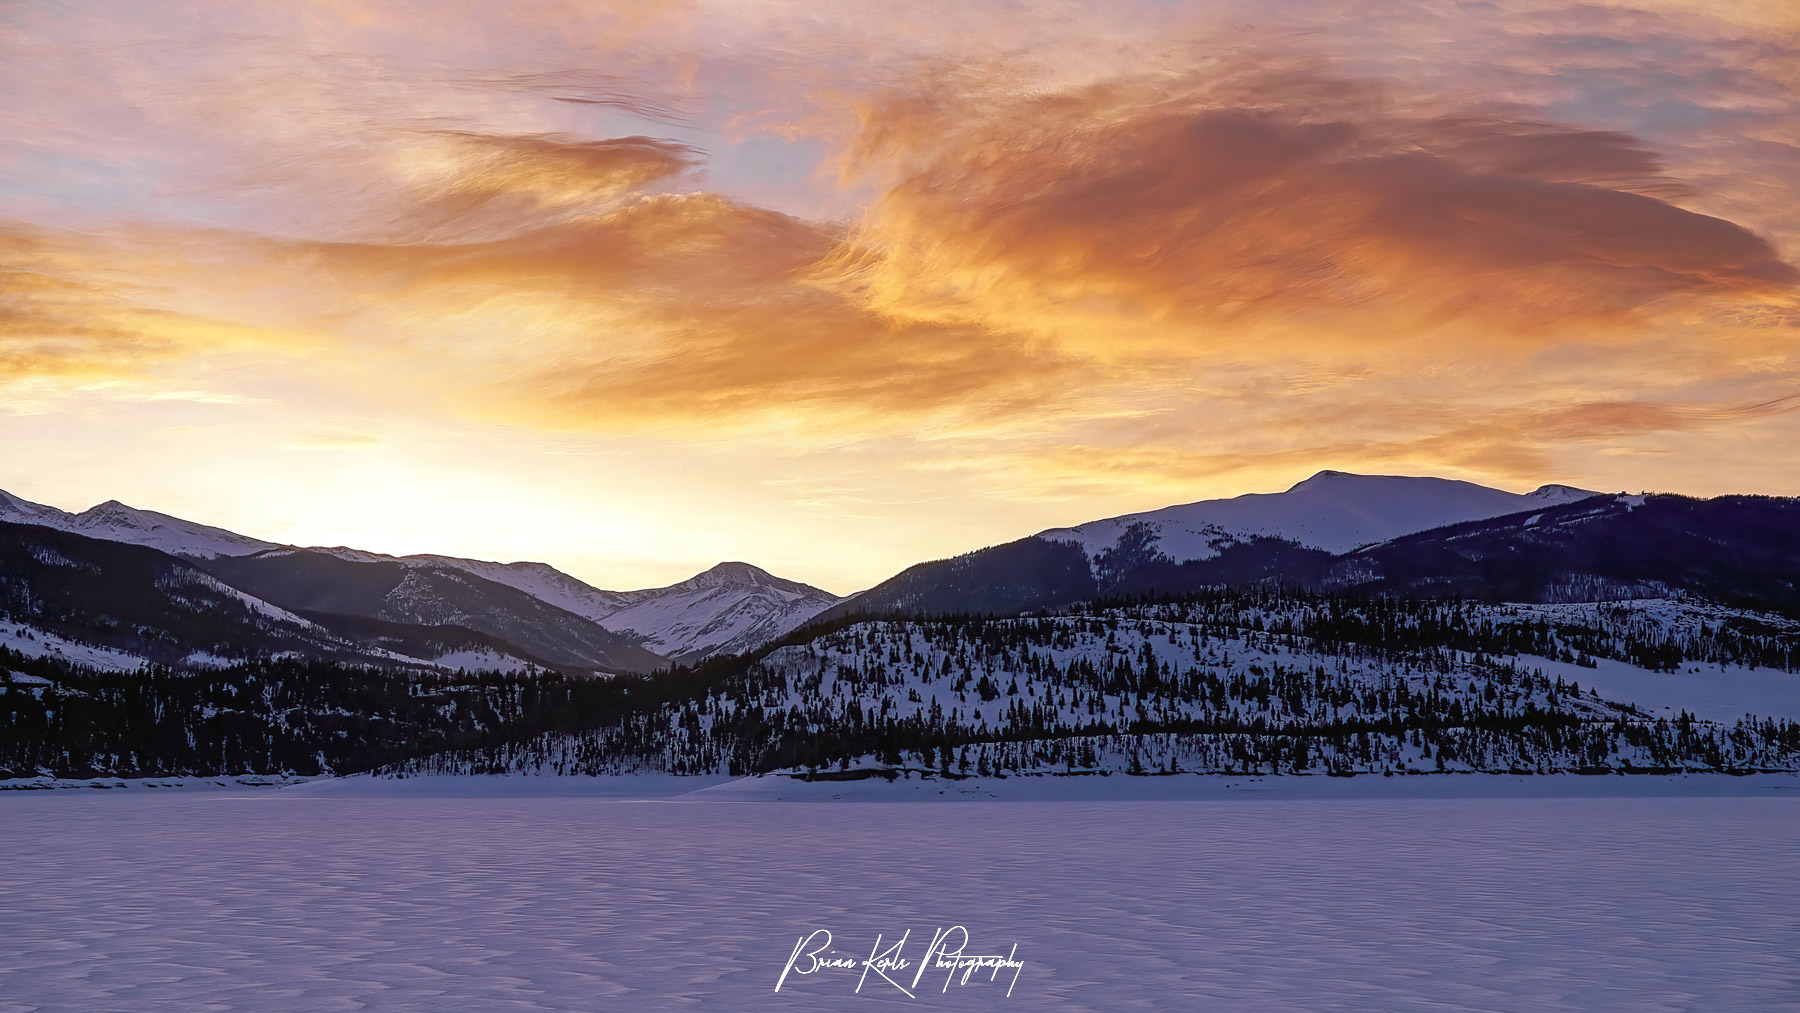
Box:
[8,769,1800,801]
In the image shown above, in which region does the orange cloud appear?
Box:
[377,131,701,239]
[7,9,1799,511]
[0,222,335,388]
[7,0,1800,591]
[840,61,1798,345]
[296,192,1083,429]
[0,228,175,378]
[221,88,1797,452]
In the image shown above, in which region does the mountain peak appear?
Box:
[691,561,776,587]
[1528,483,1599,503]
[1288,469,1352,490]
[66,499,277,559]
[655,559,837,599]
[1284,469,1431,493]
[82,499,142,520]
[0,488,72,527]
[593,561,840,662]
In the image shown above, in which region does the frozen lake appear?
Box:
[3,783,1797,1011]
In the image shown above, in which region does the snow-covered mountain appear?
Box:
[822,471,1609,621]
[1040,471,1599,563]
[594,562,843,663]
[11,477,1800,785]
[281,551,837,661]
[398,556,840,659]
[0,488,837,662]
[0,490,279,559]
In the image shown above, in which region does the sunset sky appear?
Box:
[3,0,1799,594]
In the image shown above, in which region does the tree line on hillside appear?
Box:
[8,587,1799,781]
[397,592,1800,778]
[0,647,634,779]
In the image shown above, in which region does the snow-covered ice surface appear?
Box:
[684,771,1800,802]
[3,782,1797,1011]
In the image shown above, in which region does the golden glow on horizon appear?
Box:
[2,1,1799,592]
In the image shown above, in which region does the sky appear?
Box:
[2,0,1798,595]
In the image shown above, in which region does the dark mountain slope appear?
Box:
[0,521,364,667]
[818,530,1339,621]
[1331,494,1800,613]
[201,549,667,672]
[824,492,1800,624]
[817,536,1099,621]
[2,487,834,662]
[0,521,609,671]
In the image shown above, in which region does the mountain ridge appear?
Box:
[0,490,281,558]
[0,488,839,663]
[10,471,1790,669]
[9,472,1800,785]
[0,519,553,672]
[821,471,1616,622]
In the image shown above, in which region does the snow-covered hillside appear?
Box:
[1,621,149,672]
[402,555,633,620]
[406,591,1800,778]
[1040,471,1599,565]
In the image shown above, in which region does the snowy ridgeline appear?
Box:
[397,595,1800,778]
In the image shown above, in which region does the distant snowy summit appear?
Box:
[1039,471,1600,563]
[280,552,840,662]
[597,562,843,663]
[0,488,840,667]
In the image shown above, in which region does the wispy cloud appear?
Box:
[838,58,1795,347]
